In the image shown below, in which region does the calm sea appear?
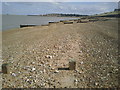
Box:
[2,15,78,30]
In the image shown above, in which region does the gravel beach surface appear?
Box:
[2,18,119,88]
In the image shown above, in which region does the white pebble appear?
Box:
[45,55,53,59]
[54,70,59,73]
[95,82,98,85]
[80,61,83,64]
[11,73,16,77]
[32,62,35,64]
[43,69,46,73]
[32,67,36,71]
[74,79,78,82]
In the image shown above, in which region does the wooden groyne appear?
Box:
[64,22,73,24]
[41,24,49,26]
[49,21,59,24]
[20,24,37,28]
[77,19,89,23]
[19,17,110,29]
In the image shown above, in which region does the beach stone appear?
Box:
[74,79,78,82]
[45,55,53,59]
[26,79,30,82]
[95,82,99,86]
[54,70,59,73]
[18,71,21,74]
[31,67,36,71]
[80,61,83,64]
[32,62,35,64]
[11,73,17,77]
[40,71,43,73]
[51,68,55,70]
[79,51,82,53]
[79,71,83,74]
[43,69,46,73]
[47,49,50,51]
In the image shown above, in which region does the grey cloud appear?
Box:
[1,2,118,15]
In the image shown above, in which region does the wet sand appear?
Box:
[2,18,119,88]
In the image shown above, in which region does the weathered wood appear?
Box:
[2,63,9,74]
[49,22,59,24]
[77,20,82,23]
[41,24,49,26]
[60,20,65,22]
[69,20,74,21]
[58,68,69,70]
[20,24,37,28]
[69,60,76,70]
[74,19,79,21]
[64,22,73,24]
[89,19,98,22]
[77,19,89,23]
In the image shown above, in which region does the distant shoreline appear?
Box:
[2,10,119,31]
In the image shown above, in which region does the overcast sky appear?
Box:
[1,2,118,15]
[1,0,119,2]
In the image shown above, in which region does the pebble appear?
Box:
[32,67,36,71]
[43,69,46,73]
[33,79,37,83]
[107,73,110,76]
[18,71,21,74]
[47,49,49,51]
[32,62,35,64]
[95,82,99,86]
[74,79,78,82]
[80,61,83,64]
[41,83,45,86]
[54,70,59,73]
[106,53,109,56]
[49,65,52,67]
[40,71,43,73]
[45,55,53,59]
[11,73,16,77]
[79,51,82,53]
[58,46,62,49]
[51,68,55,70]
[79,71,83,74]
[45,80,48,83]
[38,64,42,66]
[75,70,79,72]
[26,79,29,82]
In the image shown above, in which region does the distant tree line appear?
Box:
[28,13,88,17]
[58,14,88,17]
[114,9,120,11]
[41,13,88,17]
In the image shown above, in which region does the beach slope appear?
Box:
[2,18,119,88]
